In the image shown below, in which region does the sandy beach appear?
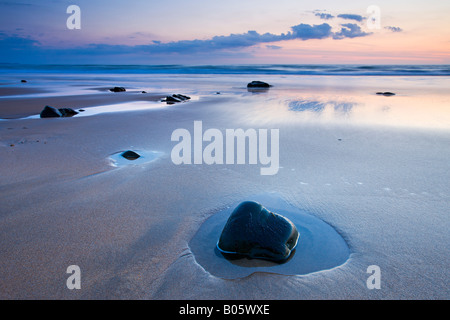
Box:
[0,71,449,299]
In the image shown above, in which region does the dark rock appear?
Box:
[141,91,147,94]
[58,108,78,117]
[173,94,191,100]
[217,201,299,262]
[109,87,126,92]
[376,92,396,96]
[164,96,182,103]
[40,106,62,118]
[78,109,85,112]
[162,94,191,104]
[247,81,271,88]
[21,80,27,83]
[120,150,141,160]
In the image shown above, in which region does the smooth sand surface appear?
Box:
[0,88,165,119]
[0,75,449,299]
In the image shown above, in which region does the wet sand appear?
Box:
[0,87,165,118]
[0,74,449,299]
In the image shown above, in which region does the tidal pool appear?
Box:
[189,193,350,279]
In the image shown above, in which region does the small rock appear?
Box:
[120,150,141,160]
[78,109,85,112]
[164,96,181,103]
[109,87,126,92]
[247,81,271,88]
[162,94,191,104]
[141,91,147,94]
[376,92,396,96]
[58,108,78,117]
[21,80,27,83]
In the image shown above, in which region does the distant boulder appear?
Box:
[247,81,271,88]
[21,80,27,83]
[376,92,396,96]
[109,87,126,92]
[59,108,78,117]
[172,94,191,101]
[40,106,62,118]
[121,150,141,160]
[40,106,78,118]
[162,94,191,104]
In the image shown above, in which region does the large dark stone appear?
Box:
[40,106,62,118]
[217,201,299,262]
[120,150,141,160]
[40,106,79,118]
[247,81,271,88]
[110,87,126,92]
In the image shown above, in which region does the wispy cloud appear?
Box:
[385,26,403,32]
[314,12,335,20]
[337,14,365,22]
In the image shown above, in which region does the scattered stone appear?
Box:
[40,106,78,118]
[120,150,141,160]
[164,96,181,103]
[141,91,147,94]
[40,106,62,118]
[216,92,221,94]
[247,81,271,88]
[59,108,78,117]
[376,92,396,96]
[217,201,299,262]
[162,94,191,104]
[78,109,85,112]
[173,94,191,100]
[21,80,27,83]
[109,87,126,92]
[10,144,14,147]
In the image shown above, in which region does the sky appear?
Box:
[0,0,449,64]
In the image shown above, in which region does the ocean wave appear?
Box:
[0,63,449,76]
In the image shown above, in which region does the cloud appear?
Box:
[333,23,371,39]
[385,26,403,32]
[337,14,365,22]
[290,23,332,40]
[266,45,282,50]
[0,19,373,63]
[314,12,335,20]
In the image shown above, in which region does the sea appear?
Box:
[0,64,450,76]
